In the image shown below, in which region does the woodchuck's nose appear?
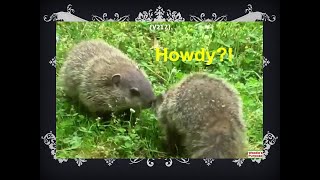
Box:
[144,100,153,108]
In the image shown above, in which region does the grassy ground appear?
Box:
[56,22,263,159]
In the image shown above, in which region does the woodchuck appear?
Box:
[152,72,247,159]
[58,39,156,120]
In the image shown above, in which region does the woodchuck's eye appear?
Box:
[130,87,140,97]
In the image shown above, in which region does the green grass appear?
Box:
[56,22,263,159]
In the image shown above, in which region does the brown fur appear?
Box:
[153,72,247,158]
[59,39,155,118]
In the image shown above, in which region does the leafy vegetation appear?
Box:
[56,22,263,158]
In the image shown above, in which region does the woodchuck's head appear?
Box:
[111,72,156,110]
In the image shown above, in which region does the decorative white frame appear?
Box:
[43,4,278,167]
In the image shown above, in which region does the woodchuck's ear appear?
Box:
[130,87,140,97]
[112,74,121,86]
[151,93,164,110]
[156,93,164,104]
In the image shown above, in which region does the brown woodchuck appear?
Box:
[152,72,247,158]
[58,39,155,119]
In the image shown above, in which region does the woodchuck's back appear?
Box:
[58,39,137,99]
[156,72,246,158]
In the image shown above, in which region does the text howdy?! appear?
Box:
[155,48,233,65]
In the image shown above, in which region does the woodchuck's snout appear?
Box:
[114,71,156,110]
[58,39,156,119]
[154,72,247,159]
